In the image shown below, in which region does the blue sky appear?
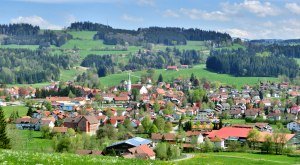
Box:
[1,0,300,39]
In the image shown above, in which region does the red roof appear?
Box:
[206,127,252,139]
[128,144,155,157]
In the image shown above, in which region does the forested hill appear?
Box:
[0,48,77,84]
[68,22,232,46]
[0,23,72,47]
[206,48,299,78]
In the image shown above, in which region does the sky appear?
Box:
[1,0,300,39]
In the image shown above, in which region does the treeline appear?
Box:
[247,44,300,58]
[81,55,116,77]
[69,22,232,46]
[0,48,74,84]
[125,48,203,70]
[80,48,204,77]
[207,48,298,78]
[0,23,72,47]
[35,85,83,98]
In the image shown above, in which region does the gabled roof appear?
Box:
[128,144,155,157]
[108,137,152,148]
[258,132,295,143]
[207,127,252,139]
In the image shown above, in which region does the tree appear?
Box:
[0,106,11,149]
[141,116,152,133]
[183,121,192,131]
[261,134,274,154]
[131,88,140,101]
[164,122,173,133]
[153,116,165,132]
[153,101,160,113]
[247,129,260,150]
[190,73,195,82]
[43,101,52,111]
[202,137,213,152]
[155,142,168,160]
[158,74,163,83]
[123,118,133,132]
[27,106,34,117]
[150,124,158,133]
[68,90,75,98]
[41,126,51,139]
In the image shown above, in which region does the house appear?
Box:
[64,115,100,135]
[255,123,272,132]
[105,137,152,155]
[229,109,242,119]
[151,133,177,147]
[210,136,225,149]
[185,131,204,144]
[52,127,68,134]
[287,121,300,132]
[15,118,39,130]
[290,106,300,115]
[114,96,129,104]
[257,132,296,145]
[125,144,156,160]
[206,127,252,144]
[245,109,259,119]
[39,119,55,130]
[166,66,178,71]
[268,110,281,121]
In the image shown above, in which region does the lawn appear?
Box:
[6,82,51,88]
[60,67,86,82]
[100,64,279,89]
[0,44,39,50]
[7,126,53,152]
[177,152,300,165]
[3,106,28,119]
[0,150,159,165]
[223,119,246,125]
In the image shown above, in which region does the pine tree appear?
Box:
[0,106,11,149]
[27,106,33,117]
[158,74,163,83]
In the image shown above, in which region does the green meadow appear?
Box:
[100,64,278,89]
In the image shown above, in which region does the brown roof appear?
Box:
[128,144,155,157]
[52,127,68,133]
[151,133,176,141]
[186,131,202,137]
[83,115,99,124]
[114,96,129,101]
[15,118,39,124]
[46,96,71,102]
[76,150,102,155]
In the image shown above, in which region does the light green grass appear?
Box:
[0,150,159,165]
[216,43,246,50]
[6,82,50,88]
[178,152,300,165]
[7,127,53,152]
[100,64,278,89]
[68,31,98,40]
[223,119,247,125]
[0,44,39,50]
[3,106,28,119]
[60,68,85,82]
[294,58,300,66]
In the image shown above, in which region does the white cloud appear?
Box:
[285,3,300,14]
[222,28,250,38]
[179,8,229,21]
[121,14,143,22]
[137,0,154,6]
[65,14,77,25]
[10,15,62,30]
[163,9,180,18]
[222,0,279,17]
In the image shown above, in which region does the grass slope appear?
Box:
[177,152,300,165]
[3,106,28,119]
[0,150,159,165]
[100,65,278,89]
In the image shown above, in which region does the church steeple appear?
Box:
[127,73,131,92]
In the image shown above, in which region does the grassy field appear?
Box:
[3,106,28,119]
[223,119,247,125]
[0,150,158,165]
[100,64,278,89]
[178,152,300,165]
[7,127,53,152]
[0,150,299,165]
[0,44,39,50]
[6,82,51,88]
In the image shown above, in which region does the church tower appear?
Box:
[127,73,131,92]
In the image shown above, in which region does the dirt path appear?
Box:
[172,154,195,162]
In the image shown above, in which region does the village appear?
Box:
[2,71,300,160]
